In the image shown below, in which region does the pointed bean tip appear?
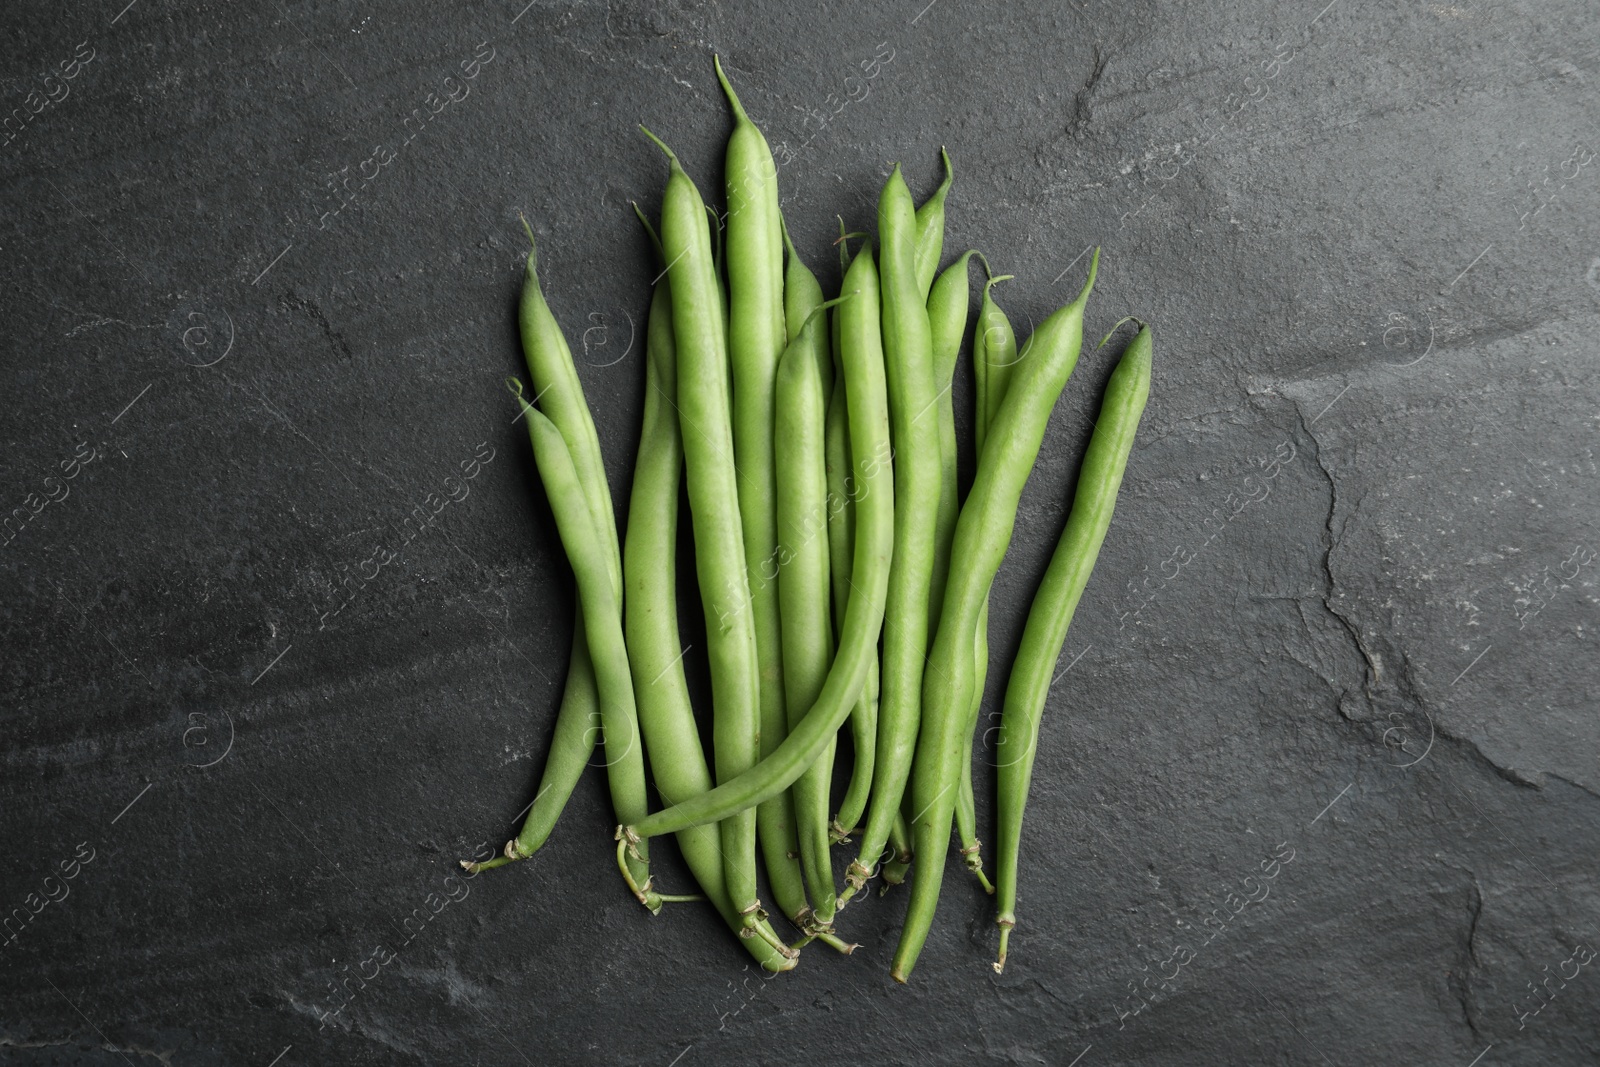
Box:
[638,124,677,164]
[1097,315,1143,350]
[1072,246,1101,305]
[713,54,750,122]
[516,212,537,271]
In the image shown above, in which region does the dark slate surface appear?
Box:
[2,0,1597,1063]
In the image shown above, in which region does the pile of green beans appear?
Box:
[464,55,1152,980]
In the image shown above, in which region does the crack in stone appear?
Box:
[1451,873,1488,1046]
[1293,403,1383,699]
[1066,43,1109,140]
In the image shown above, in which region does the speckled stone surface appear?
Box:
[2,1,1597,1064]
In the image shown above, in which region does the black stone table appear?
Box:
[3,1,1596,1064]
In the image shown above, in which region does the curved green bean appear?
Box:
[714,57,810,931]
[892,249,1099,982]
[474,221,624,871]
[638,126,767,936]
[515,401,662,912]
[994,321,1151,974]
[823,318,867,837]
[626,205,794,968]
[618,246,892,843]
[840,165,941,909]
[776,297,852,944]
[926,249,993,894]
[827,227,877,843]
[925,250,979,634]
[949,268,1016,891]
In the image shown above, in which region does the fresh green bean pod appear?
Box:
[478,223,625,870]
[776,298,851,941]
[839,165,941,908]
[515,403,659,911]
[949,270,1016,890]
[619,247,892,843]
[891,250,1099,983]
[827,228,878,842]
[714,56,810,929]
[776,225,845,941]
[638,127,768,935]
[994,322,1150,974]
[926,250,994,894]
[626,207,794,969]
[912,147,953,301]
[925,250,979,633]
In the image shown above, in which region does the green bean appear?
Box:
[776,296,854,947]
[617,246,892,844]
[891,250,1099,983]
[775,220,850,944]
[994,320,1150,974]
[713,57,811,930]
[839,165,941,909]
[472,221,624,871]
[827,225,877,843]
[912,147,953,300]
[925,250,980,634]
[512,398,668,912]
[926,249,994,894]
[638,126,769,937]
[626,205,795,969]
[947,268,1015,890]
